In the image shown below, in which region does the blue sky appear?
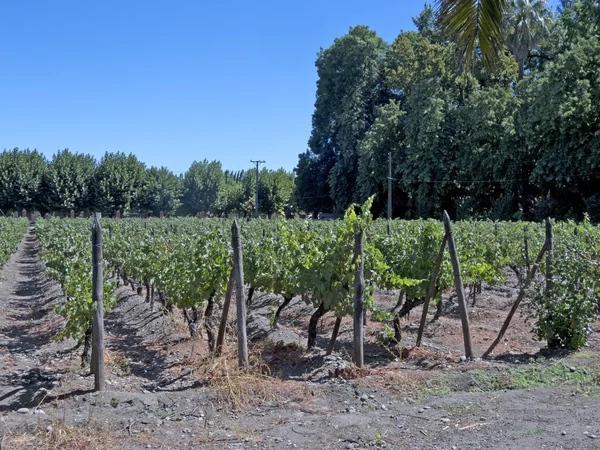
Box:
[0,1,560,174]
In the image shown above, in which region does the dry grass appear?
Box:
[103,349,130,375]
[3,414,120,450]
[193,347,308,409]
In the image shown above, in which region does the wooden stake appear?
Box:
[91,213,105,391]
[416,234,447,347]
[483,241,547,357]
[524,226,530,277]
[442,211,473,359]
[215,268,235,357]
[232,221,248,369]
[545,217,553,293]
[353,229,365,367]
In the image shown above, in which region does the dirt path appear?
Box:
[0,228,72,411]
[0,230,600,449]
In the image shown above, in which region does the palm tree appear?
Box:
[436,0,510,69]
[503,0,552,80]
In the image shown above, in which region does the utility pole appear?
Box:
[388,152,392,220]
[250,160,265,218]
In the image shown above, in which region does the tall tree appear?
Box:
[92,152,146,215]
[503,0,552,80]
[294,150,334,216]
[0,148,47,213]
[307,26,388,212]
[43,149,96,214]
[181,159,224,215]
[140,166,182,216]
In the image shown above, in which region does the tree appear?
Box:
[0,148,47,213]
[517,28,600,218]
[308,26,388,212]
[356,100,406,217]
[258,168,295,217]
[181,160,224,215]
[43,149,96,214]
[503,0,552,80]
[92,152,146,215]
[436,0,509,68]
[385,31,451,94]
[213,175,244,216]
[140,166,182,216]
[294,150,334,216]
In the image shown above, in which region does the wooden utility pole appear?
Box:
[442,211,473,359]
[91,213,105,391]
[353,229,365,367]
[232,221,249,369]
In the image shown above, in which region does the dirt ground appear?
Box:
[1,228,600,449]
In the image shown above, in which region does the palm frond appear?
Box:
[436,0,510,70]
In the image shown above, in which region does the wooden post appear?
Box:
[91,213,105,391]
[215,269,235,357]
[483,241,547,357]
[232,221,248,369]
[353,228,365,367]
[387,152,392,220]
[524,226,530,277]
[416,234,448,347]
[442,211,473,359]
[545,217,553,293]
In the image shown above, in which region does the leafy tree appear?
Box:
[92,152,146,215]
[356,100,406,216]
[0,148,47,213]
[43,149,96,214]
[400,77,463,218]
[258,168,295,217]
[294,150,334,216]
[213,175,244,216]
[140,166,182,216]
[385,31,451,93]
[181,160,225,215]
[308,26,388,212]
[517,28,600,218]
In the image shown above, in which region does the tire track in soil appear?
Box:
[0,227,71,412]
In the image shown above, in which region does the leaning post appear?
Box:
[232,220,249,369]
[442,211,474,359]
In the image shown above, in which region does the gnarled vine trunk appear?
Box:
[307,302,328,349]
[272,293,293,328]
[205,291,217,352]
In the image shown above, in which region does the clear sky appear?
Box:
[0,0,560,174]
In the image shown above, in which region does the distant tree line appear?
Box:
[295,0,600,222]
[0,148,295,218]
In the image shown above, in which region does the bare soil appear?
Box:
[1,228,600,449]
